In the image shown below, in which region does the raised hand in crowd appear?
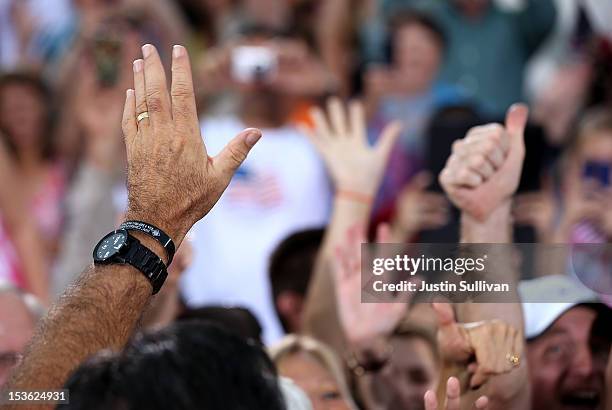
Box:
[439,104,529,225]
[432,303,523,390]
[3,44,261,402]
[301,97,401,352]
[75,61,127,172]
[391,171,450,242]
[424,377,489,410]
[333,223,410,349]
[301,97,401,197]
[437,104,530,410]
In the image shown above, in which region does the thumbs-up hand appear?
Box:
[439,104,529,221]
[432,303,523,390]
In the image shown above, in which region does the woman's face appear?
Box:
[0,83,46,155]
[277,351,352,410]
[369,336,439,410]
[394,24,442,90]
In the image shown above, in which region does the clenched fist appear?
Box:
[122,44,261,246]
[439,105,529,221]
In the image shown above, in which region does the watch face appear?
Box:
[95,231,128,261]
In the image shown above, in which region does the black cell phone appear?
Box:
[583,161,611,187]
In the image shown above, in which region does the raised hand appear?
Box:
[333,223,410,346]
[439,104,529,221]
[424,377,489,410]
[122,44,261,246]
[433,303,523,389]
[302,97,401,196]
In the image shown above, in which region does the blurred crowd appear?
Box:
[0,0,612,409]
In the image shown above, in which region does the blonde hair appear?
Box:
[269,334,357,409]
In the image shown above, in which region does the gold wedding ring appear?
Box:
[137,112,150,123]
[506,353,520,367]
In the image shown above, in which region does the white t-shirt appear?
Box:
[180,116,331,344]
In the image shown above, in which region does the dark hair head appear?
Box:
[0,71,55,160]
[177,306,263,344]
[63,321,286,410]
[269,228,324,330]
[386,10,446,63]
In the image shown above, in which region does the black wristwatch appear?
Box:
[93,229,168,294]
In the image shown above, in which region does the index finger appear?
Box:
[171,45,199,131]
[142,44,172,127]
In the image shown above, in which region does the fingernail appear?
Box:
[142,44,153,58]
[126,89,134,98]
[173,45,184,58]
[245,129,262,146]
[133,59,143,72]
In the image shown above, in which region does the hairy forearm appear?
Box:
[3,232,163,409]
[3,265,151,409]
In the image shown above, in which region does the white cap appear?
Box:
[520,275,599,339]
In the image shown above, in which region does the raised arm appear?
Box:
[3,44,261,407]
[300,97,400,351]
[437,104,531,410]
[0,139,49,304]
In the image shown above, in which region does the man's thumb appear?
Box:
[432,302,456,327]
[504,103,529,141]
[214,128,262,175]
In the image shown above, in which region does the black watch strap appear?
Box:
[93,229,168,295]
[120,220,176,265]
[123,235,168,294]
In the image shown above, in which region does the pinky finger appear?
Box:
[122,89,137,145]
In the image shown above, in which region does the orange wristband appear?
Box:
[337,190,374,205]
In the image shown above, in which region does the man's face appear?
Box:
[527,306,610,410]
[369,336,439,410]
[0,293,35,387]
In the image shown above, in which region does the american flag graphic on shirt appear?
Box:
[226,167,284,208]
